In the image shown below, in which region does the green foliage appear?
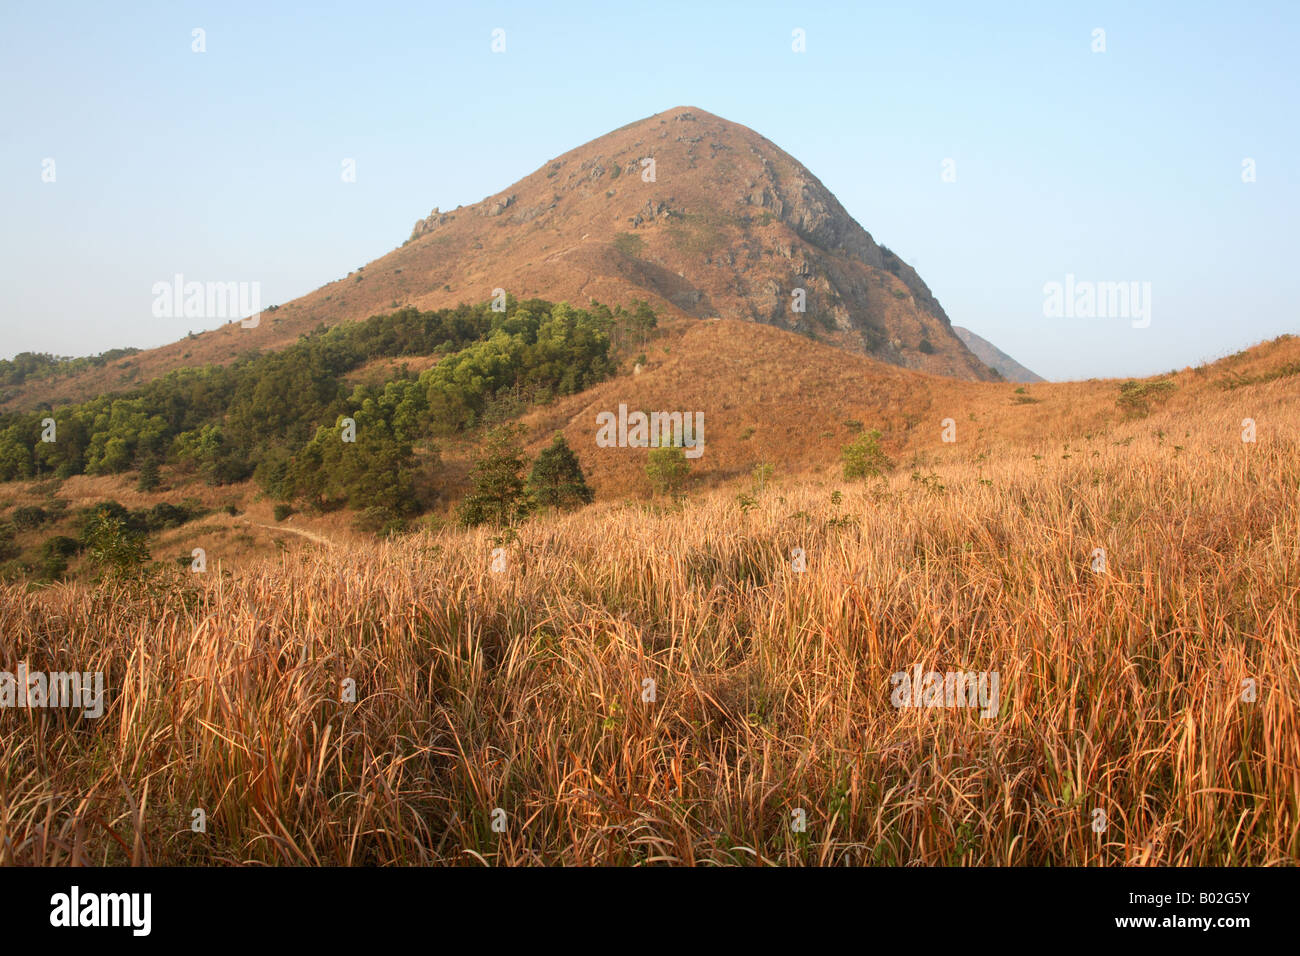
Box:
[82,512,150,574]
[612,232,643,257]
[910,471,947,496]
[1116,379,1177,416]
[36,534,81,580]
[353,505,406,536]
[11,505,49,531]
[527,434,593,510]
[144,501,201,530]
[841,428,893,480]
[646,445,690,497]
[1217,361,1300,390]
[273,503,293,522]
[0,347,140,390]
[136,456,161,491]
[0,298,647,530]
[459,424,531,528]
[72,499,198,543]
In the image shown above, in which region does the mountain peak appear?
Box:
[0,107,996,411]
[398,106,994,379]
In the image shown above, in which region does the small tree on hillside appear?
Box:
[83,512,150,575]
[841,429,893,480]
[527,434,593,510]
[646,445,690,497]
[459,423,531,527]
[136,456,160,492]
[630,299,658,347]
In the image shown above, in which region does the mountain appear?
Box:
[3,106,996,412]
[953,326,1044,383]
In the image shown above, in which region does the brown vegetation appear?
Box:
[2,333,1296,865]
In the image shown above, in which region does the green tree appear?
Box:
[646,445,690,497]
[841,428,892,480]
[459,424,531,527]
[527,434,593,510]
[136,456,161,492]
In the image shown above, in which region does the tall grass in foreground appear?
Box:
[0,402,1297,865]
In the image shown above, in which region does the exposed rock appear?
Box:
[409,208,454,242]
[478,194,516,217]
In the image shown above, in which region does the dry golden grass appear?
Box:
[2,348,1297,866]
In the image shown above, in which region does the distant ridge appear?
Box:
[953,327,1044,383]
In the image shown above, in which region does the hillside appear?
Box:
[2,106,996,413]
[953,326,1045,383]
[3,328,1297,866]
[4,317,1297,580]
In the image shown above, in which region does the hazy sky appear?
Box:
[2,1,1297,380]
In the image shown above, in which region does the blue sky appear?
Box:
[1,0,1297,380]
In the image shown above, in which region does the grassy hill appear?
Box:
[1,324,1297,865]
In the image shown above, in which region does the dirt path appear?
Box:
[249,521,335,547]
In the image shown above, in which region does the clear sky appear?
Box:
[2,1,1297,380]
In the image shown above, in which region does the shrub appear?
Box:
[1117,379,1177,416]
[646,445,690,497]
[352,506,395,534]
[41,534,80,559]
[11,505,48,531]
[841,429,893,480]
[76,501,134,540]
[83,513,150,574]
[273,503,294,522]
[36,535,81,581]
[146,502,197,531]
[612,232,644,257]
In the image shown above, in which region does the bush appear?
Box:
[841,429,893,480]
[1116,379,1177,416]
[76,501,134,540]
[41,534,81,559]
[83,513,150,574]
[273,503,293,522]
[352,506,393,534]
[36,535,81,582]
[646,446,690,497]
[146,502,197,531]
[11,505,48,530]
